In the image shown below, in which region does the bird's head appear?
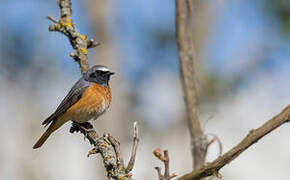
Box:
[84,65,115,87]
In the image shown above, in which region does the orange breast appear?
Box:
[62,83,112,123]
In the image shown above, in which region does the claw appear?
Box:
[71,122,95,135]
[87,147,99,157]
[70,122,98,145]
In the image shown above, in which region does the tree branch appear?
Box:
[175,0,207,169]
[126,121,139,173]
[47,0,100,73]
[178,105,290,180]
[153,148,177,180]
[71,122,138,180]
[204,133,223,157]
[48,1,138,179]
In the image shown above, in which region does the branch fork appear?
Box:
[70,121,139,180]
[153,148,177,180]
[178,105,290,180]
[47,0,100,73]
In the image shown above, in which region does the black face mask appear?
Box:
[84,70,114,88]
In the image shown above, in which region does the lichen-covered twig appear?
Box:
[47,0,100,73]
[153,148,177,180]
[178,105,290,180]
[70,122,139,179]
[70,123,138,179]
[70,123,123,179]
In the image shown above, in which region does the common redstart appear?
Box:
[33,65,114,149]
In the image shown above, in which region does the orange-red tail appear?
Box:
[33,118,66,149]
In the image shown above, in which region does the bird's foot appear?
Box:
[70,122,93,133]
[70,122,98,145]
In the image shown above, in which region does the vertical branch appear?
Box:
[58,0,89,73]
[47,0,100,73]
[175,0,207,169]
[125,121,139,173]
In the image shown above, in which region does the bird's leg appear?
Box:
[70,122,98,145]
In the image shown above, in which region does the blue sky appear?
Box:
[0,0,289,85]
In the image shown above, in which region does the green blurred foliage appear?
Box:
[266,0,290,35]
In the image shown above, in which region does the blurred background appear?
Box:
[0,0,290,179]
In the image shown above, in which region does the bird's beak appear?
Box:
[109,72,115,76]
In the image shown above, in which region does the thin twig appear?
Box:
[155,167,163,180]
[126,121,139,173]
[48,0,100,73]
[205,133,223,157]
[46,15,58,23]
[153,149,177,180]
[87,39,101,48]
[178,105,290,180]
[164,150,170,178]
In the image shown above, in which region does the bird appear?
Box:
[33,65,115,149]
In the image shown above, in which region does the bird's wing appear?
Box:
[42,77,91,126]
